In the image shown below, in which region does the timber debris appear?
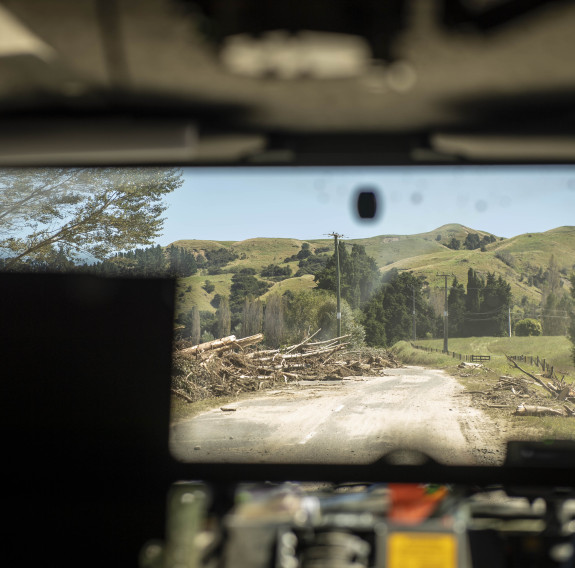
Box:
[462,355,575,419]
[172,332,400,402]
[505,355,575,404]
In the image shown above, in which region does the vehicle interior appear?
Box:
[2,1,575,567]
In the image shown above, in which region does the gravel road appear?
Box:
[170,366,505,465]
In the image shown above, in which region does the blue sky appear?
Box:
[157,166,575,244]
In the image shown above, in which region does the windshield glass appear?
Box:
[3,165,575,466]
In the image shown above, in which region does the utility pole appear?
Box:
[412,287,417,341]
[437,273,452,353]
[328,232,344,339]
[508,307,512,338]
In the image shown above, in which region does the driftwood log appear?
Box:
[505,355,559,396]
[514,404,567,417]
[172,331,400,403]
[179,334,264,357]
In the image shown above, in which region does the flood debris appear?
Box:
[505,355,575,403]
[462,356,575,419]
[458,362,484,369]
[171,331,400,402]
[514,404,570,418]
[179,334,264,357]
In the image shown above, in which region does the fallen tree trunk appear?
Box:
[171,388,195,403]
[303,335,351,348]
[505,355,558,397]
[179,335,236,356]
[284,328,322,354]
[232,334,265,350]
[254,343,347,362]
[172,331,400,403]
[514,404,565,417]
[179,334,263,356]
[558,386,572,401]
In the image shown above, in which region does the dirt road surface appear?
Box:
[170,366,506,465]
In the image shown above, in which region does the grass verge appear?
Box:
[391,341,575,441]
[414,336,574,378]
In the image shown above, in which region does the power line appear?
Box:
[463,307,508,316]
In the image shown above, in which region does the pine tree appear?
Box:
[446,237,460,250]
[362,287,387,346]
[481,273,511,336]
[463,233,481,250]
[463,268,483,336]
[447,277,466,337]
[216,296,231,338]
[361,272,437,346]
[315,243,380,309]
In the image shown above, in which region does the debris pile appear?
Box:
[465,375,553,408]
[462,355,575,418]
[505,355,575,407]
[171,331,400,403]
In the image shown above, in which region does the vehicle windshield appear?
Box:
[3,165,575,466]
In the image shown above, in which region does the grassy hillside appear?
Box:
[168,224,575,317]
[174,273,234,317]
[310,223,496,268]
[261,274,317,298]
[173,237,326,270]
[380,226,575,304]
[229,238,303,269]
[382,247,542,304]
[414,335,574,374]
[170,238,329,316]
[171,239,235,253]
[488,226,575,275]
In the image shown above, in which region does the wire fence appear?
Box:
[411,343,490,362]
[411,343,568,380]
[507,354,566,381]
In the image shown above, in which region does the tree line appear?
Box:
[445,232,497,251]
[178,242,441,349]
[447,269,512,337]
[1,243,200,279]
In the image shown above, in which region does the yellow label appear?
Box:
[387,532,457,568]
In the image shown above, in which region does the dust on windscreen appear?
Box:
[2,166,575,466]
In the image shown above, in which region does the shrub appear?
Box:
[200,331,215,343]
[446,237,460,250]
[514,318,542,336]
[495,250,516,268]
[261,264,292,279]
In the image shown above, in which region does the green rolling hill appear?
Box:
[170,225,575,318]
